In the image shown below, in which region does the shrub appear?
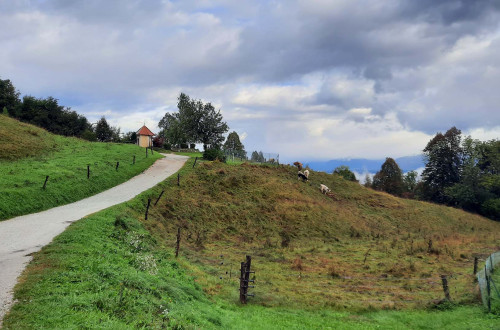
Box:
[190,143,196,149]
[203,148,225,161]
[163,143,172,150]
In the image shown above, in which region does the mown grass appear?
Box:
[0,116,162,220]
[4,158,500,328]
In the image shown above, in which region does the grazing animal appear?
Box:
[320,184,331,194]
[304,169,309,179]
[293,161,303,171]
[298,171,308,181]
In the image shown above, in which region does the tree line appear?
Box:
[0,77,130,142]
[363,127,499,220]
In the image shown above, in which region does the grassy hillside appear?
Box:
[0,116,162,220]
[3,158,500,328]
[0,114,60,160]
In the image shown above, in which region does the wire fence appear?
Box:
[477,251,500,312]
[223,150,280,165]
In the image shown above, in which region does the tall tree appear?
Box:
[95,116,113,142]
[372,157,404,196]
[0,78,21,115]
[223,131,246,158]
[176,93,228,149]
[159,93,229,150]
[421,127,462,203]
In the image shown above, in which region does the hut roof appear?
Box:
[137,125,155,136]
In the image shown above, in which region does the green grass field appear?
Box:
[3,157,500,328]
[0,116,162,220]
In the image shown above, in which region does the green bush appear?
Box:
[163,143,172,150]
[203,148,225,161]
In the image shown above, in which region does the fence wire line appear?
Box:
[477,250,500,307]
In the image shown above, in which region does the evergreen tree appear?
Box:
[95,116,113,142]
[223,131,246,158]
[372,157,404,196]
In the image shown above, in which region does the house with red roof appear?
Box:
[136,125,155,148]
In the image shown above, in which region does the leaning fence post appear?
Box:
[145,198,151,220]
[154,190,164,206]
[175,227,181,258]
[473,256,479,274]
[87,165,90,179]
[177,173,180,186]
[193,157,198,168]
[42,175,49,189]
[441,275,451,301]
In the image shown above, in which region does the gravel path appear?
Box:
[0,153,188,325]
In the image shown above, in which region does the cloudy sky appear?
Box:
[1,0,499,163]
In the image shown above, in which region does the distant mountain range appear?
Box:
[305,155,425,174]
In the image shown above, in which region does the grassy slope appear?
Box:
[145,161,500,310]
[0,116,162,220]
[4,158,500,328]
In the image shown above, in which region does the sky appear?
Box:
[1,0,499,163]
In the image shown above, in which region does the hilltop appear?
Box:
[4,156,499,328]
[0,116,162,220]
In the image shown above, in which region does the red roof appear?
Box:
[137,125,155,136]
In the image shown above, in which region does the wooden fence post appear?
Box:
[175,227,181,258]
[193,157,198,168]
[87,165,90,179]
[154,190,164,206]
[473,256,479,274]
[145,198,151,220]
[177,173,180,186]
[133,155,136,164]
[428,239,433,253]
[42,176,49,189]
[441,275,451,301]
[116,161,119,171]
[239,261,246,304]
[146,147,148,158]
[244,255,252,299]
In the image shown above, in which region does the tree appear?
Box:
[364,174,372,188]
[251,151,260,162]
[0,78,21,115]
[176,93,228,149]
[95,116,113,142]
[333,165,357,181]
[372,157,404,196]
[223,131,246,158]
[403,171,418,192]
[421,127,462,203]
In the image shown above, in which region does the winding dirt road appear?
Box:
[0,153,188,324]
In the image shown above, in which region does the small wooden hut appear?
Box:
[136,125,155,148]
